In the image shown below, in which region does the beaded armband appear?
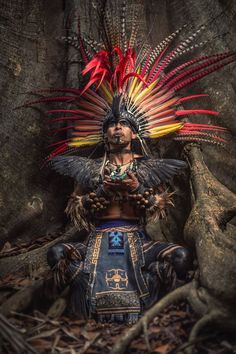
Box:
[82,188,111,214]
[65,185,111,229]
[129,187,155,210]
[129,186,174,220]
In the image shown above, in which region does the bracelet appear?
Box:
[129,187,155,210]
[82,189,111,214]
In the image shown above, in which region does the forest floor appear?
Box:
[0,239,236,354]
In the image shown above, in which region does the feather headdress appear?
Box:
[23,1,235,160]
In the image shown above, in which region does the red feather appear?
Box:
[159,52,234,87]
[112,47,123,60]
[46,143,68,161]
[48,139,71,148]
[165,53,236,89]
[147,46,169,83]
[174,58,236,91]
[179,94,209,102]
[180,123,227,131]
[176,109,219,116]
[121,72,148,88]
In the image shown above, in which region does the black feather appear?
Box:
[50,156,102,192]
[50,156,187,191]
[136,158,187,188]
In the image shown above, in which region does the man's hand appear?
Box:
[103,172,139,193]
[121,172,140,192]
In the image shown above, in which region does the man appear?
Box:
[47,96,192,324]
[40,3,231,324]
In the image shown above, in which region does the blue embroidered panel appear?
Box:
[108,231,125,255]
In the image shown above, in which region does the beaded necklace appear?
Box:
[106,158,137,181]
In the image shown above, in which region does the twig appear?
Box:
[12,311,46,323]
[80,333,101,354]
[0,313,39,354]
[51,334,61,354]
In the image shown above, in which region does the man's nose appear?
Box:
[115,122,122,129]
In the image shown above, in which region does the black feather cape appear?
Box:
[50,156,187,193]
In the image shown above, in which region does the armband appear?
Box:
[82,190,110,214]
[129,187,155,210]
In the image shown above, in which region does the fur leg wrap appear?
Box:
[47,242,87,289]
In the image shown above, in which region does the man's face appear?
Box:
[105,119,136,147]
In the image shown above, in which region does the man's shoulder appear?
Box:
[134,154,147,162]
[135,156,187,188]
[50,155,102,191]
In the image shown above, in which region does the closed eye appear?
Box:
[119,120,129,127]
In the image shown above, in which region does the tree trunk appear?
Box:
[1,1,236,352]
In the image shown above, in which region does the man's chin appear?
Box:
[111,137,129,145]
[108,140,131,151]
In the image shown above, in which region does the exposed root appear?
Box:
[110,282,194,354]
[0,226,78,278]
[0,279,43,317]
[143,319,151,352]
[187,283,208,315]
[169,333,217,354]
[184,310,220,354]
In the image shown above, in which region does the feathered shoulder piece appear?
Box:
[50,154,186,191]
[49,156,102,192]
[136,157,187,188]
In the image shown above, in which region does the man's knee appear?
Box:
[170,247,192,279]
[47,243,67,268]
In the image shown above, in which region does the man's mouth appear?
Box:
[113,134,125,144]
[113,133,123,138]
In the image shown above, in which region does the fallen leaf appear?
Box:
[153,343,170,353]
[27,338,51,350]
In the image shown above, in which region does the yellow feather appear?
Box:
[128,67,141,98]
[149,123,183,138]
[132,80,157,105]
[144,97,179,116]
[69,135,101,147]
[99,84,113,104]
[131,78,144,100]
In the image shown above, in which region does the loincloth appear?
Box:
[53,219,183,323]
